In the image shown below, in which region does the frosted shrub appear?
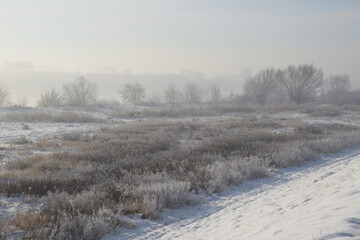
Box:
[14,190,129,240]
[206,156,267,193]
[46,190,114,216]
[141,195,162,219]
[239,157,268,179]
[206,161,243,193]
[307,132,360,154]
[46,209,116,240]
[269,131,360,168]
[270,143,315,167]
[137,179,194,219]
[82,208,116,240]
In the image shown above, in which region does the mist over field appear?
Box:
[1,1,360,240]
[0,65,359,107]
[0,67,252,106]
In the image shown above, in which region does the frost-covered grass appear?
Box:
[109,147,360,240]
[0,105,360,239]
[1,111,98,123]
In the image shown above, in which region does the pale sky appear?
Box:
[0,0,360,106]
[0,0,359,76]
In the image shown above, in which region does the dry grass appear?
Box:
[31,139,60,151]
[1,111,98,123]
[299,106,345,117]
[110,104,257,119]
[1,106,360,239]
[9,191,131,240]
[9,136,31,146]
[108,103,360,120]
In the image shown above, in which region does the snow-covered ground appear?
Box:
[0,107,107,149]
[0,122,105,147]
[0,122,106,148]
[104,147,360,240]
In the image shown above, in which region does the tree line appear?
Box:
[0,63,359,107]
[244,64,357,105]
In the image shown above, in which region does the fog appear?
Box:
[0,68,253,106]
[0,0,360,106]
[1,66,360,107]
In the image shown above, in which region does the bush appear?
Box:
[205,156,267,193]
[7,190,136,240]
[62,77,98,106]
[136,178,194,219]
[38,89,62,107]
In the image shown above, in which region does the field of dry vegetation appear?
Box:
[1,104,360,239]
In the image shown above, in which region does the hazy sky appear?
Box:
[0,0,359,78]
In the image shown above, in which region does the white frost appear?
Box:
[104,148,360,240]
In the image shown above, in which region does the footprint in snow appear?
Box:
[313,171,335,183]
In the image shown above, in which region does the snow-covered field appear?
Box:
[1,106,360,239]
[0,122,105,148]
[104,147,360,240]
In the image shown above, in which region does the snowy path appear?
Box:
[105,148,360,240]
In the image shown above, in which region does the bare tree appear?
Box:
[0,83,9,107]
[119,83,146,105]
[325,75,351,104]
[208,84,222,104]
[163,84,181,104]
[183,82,206,104]
[244,68,279,105]
[63,77,98,106]
[279,64,323,104]
[38,89,62,107]
[326,75,350,93]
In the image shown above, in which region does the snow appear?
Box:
[104,148,360,240]
[302,115,360,126]
[0,195,44,221]
[0,122,105,149]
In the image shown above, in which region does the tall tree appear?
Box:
[38,89,62,107]
[183,82,206,104]
[119,83,146,105]
[208,84,222,104]
[163,84,181,104]
[244,68,279,105]
[63,77,98,106]
[325,75,351,104]
[279,64,323,104]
